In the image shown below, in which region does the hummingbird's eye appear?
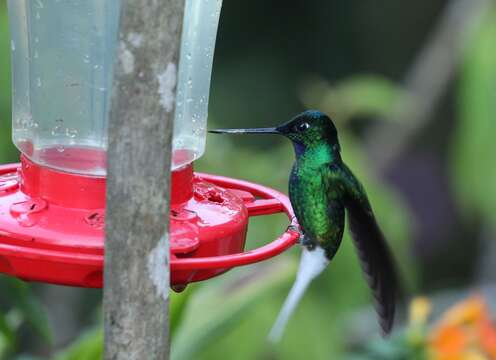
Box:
[296,122,310,132]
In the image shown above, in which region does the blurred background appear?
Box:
[1,0,496,358]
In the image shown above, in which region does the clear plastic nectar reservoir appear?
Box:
[173,0,223,169]
[8,0,120,176]
[8,0,222,175]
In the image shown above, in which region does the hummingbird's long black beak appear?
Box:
[208,127,279,135]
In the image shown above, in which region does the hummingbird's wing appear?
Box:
[328,163,400,335]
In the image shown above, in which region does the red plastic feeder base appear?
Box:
[0,156,299,289]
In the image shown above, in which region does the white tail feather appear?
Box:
[268,247,329,343]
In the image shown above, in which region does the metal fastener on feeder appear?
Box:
[0,0,300,291]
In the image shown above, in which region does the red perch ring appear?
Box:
[0,156,299,289]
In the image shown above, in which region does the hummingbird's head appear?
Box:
[275,110,340,153]
[209,110,341,156]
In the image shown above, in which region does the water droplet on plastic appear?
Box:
[34,51,39,59]
[36,77,42,87]
[35,12,40,20]
[18,214,36,227]
[66,128,78,138]
[34,37,39,43]
[10,41,15,51]
[83,55,90,63]
[187,78,193,87]
[186,98,193,103]
[51,119,65,136]
[186,52,192,60]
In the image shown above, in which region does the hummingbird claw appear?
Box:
[287,219,316,250]
[287,224,304,244]
[287,224,300,233]
[287,224,302,237]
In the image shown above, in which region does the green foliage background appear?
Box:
[0,1,495,359]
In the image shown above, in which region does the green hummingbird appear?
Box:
[209,110,400,339]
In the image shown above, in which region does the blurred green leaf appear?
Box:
[0,2,16,164]
[301,75,410,123]
[170,286,195,338]
[452,7,496,225]
[345,326,428,360]
[0,277,53,344]
[0,310,24,358]
[0,312,16,351]
[53,327,102,360]
[15,356,45,360]
[171,259,297,360]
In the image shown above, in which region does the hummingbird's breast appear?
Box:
[289,158,344,257]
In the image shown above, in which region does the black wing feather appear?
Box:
[339,165,400,335]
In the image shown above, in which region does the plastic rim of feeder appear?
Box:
[0,156,299,290]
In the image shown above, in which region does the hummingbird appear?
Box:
[209,110,400,340]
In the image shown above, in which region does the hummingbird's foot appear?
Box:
[287,224,301,234]
[287,224,304,242]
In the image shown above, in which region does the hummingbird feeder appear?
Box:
[0,0,299,290]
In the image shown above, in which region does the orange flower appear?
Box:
[478,317,496,358]
[430,325,467,359]
[428,295,496,360]
[435,295,488,328]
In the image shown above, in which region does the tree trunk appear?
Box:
[103,1,184,359]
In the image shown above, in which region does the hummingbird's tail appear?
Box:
[268,246,329,343]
